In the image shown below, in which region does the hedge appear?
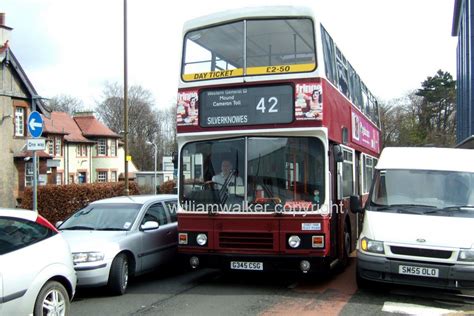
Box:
[159,180,177,194]
[21,181,140,224]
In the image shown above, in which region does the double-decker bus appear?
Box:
[176,6,380,274]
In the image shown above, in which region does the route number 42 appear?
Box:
[256,97,279,113]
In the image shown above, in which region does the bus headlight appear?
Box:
[458,249,474,262]
[196,233,208,246]
[360,237,384,254]
[288,235,301,248]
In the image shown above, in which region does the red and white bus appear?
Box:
[176,6,380,274]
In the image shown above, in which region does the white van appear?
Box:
[351,147,474,289]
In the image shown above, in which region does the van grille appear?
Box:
[219,232,273,250]
[390,246,452,259]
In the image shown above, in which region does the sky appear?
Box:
[0,0,457,110]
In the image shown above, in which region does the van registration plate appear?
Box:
[230,261,263,271]
[399,265,439,278]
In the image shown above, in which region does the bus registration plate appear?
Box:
[230,261,263,271]
[398,265,439,278]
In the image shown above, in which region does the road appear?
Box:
[71,258,474,315]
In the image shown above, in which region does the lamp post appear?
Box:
[123,0,129,196]
[146,141,157,195]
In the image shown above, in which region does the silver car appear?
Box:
[58,195,178,295]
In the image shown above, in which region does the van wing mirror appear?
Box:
[350,195,364,213]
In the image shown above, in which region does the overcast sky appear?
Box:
[1,0,457,110]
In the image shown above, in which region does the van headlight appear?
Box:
[360,237,384,254]
[458,249,474,262]
[73,252,105,264]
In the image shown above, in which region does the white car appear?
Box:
[0,208,77,316]
[58,195,178,295]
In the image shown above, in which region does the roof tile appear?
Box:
[74,115,120,138]
[43,112,93,143]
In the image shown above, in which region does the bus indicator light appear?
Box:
[179,233,188,245]
[312,236,325,248]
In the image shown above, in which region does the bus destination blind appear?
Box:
[199,85,294,127]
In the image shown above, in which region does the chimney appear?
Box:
[73,111,95,118]
[0,13,13,48]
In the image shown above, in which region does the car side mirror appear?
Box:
[350,195,364,213]
[140,221,159,231]
[55,221,63,228]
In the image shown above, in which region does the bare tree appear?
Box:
[95,82,176,171]
[48,95,84,115]
[95,83,157,170]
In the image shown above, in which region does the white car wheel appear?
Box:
[34,280,70,316]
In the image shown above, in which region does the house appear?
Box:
[43,110,138,184]
[42,111,138,185]
[0,13,51,208]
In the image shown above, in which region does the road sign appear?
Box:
[28,111,43,138]
[27,138,46,151]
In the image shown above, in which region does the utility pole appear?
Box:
[123,0,129,195]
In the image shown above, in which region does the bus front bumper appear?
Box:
[180,252,332,274]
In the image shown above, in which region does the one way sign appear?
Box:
[28,111,43,138]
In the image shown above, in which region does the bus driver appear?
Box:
[212,159,243,189]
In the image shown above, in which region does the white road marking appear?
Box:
[382,301,460,315]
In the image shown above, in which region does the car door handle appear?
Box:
[167,231,172,235]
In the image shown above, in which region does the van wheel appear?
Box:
[34,281,70,316]
[108,254,129,295]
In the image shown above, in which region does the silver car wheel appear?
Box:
[122,259,129,291]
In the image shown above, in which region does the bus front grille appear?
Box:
[219,232,274,250]
[390,246,452,259]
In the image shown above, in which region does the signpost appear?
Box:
[27,111,43,213]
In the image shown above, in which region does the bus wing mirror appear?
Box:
[350,195,364,213]
[333,145,344,163]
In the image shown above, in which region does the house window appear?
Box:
[69,174,75,184]
[25,162,34,187]
[56,172,63,185]
[110,140,117,157]
[47,137,54,155]
[97,171,107,182]
[77,144,88,157]
[97,139,107,156]
[14,107,25,137]
[55,137,62,157]
[111,171,117,182]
